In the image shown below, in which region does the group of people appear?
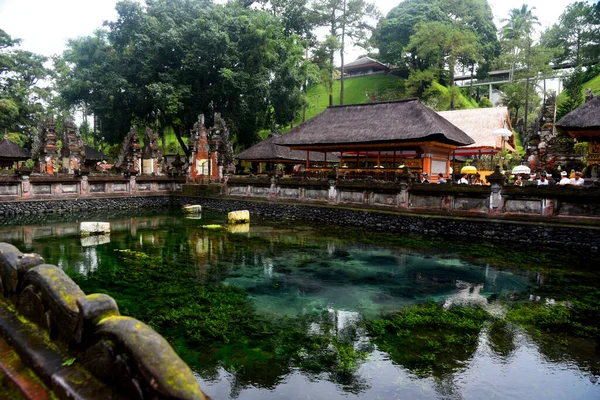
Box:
[513,170,585,186]
[417,169,587,186]
[419,172,484,185]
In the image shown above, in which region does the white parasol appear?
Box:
[511,165,531,175]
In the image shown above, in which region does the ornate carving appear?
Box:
[116,127,142,176]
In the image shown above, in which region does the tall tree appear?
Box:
[55,0,308,153]
[405,20,482,109]
[498,4,550,141]
[541,1,600,67]
[0,29,52,145]
[374,0,498,75]
[312,0,379,106]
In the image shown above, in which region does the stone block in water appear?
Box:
[80,222,111,236]
[228,210,250,224]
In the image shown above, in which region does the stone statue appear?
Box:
[115,127,142,175]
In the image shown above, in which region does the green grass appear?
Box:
[299,74,406,123]
[556,72,600,107]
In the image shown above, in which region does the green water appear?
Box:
[2,210,599,399]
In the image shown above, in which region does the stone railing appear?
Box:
[225,174,600,221]
[0,242,208,399]
[0,174,185,200]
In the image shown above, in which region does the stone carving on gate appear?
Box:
[32,117,59,175]
[115,127,142,176]
[61,116,85,174]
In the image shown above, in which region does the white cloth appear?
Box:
[537,179,549,185]
[570,177,584,186]
[559,177,571,185]
[458,177,469,184]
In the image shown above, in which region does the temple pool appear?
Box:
[1,210,599,399]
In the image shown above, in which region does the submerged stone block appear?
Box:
[80,222,111,236]
[228,210,250,224]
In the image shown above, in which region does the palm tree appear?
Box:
[501,4,540,81]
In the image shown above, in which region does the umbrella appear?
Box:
[492,128,513,139]
[512,165,531,175]
[461,165,477,174]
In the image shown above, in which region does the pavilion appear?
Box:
[342,56,390,78]
[555,95,600,177]
[236,133,339,174]
[438,107,516,175]
[274,99,474,180]
[0,137,30,169]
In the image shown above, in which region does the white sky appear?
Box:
[0,0,578,63]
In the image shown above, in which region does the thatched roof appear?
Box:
[236,134,339,163]
[84,145,105,161]
[342,57,389,72]
[438,107,516,153]
[275,99,475,148]
[556,95,600,131]
[0,137,30,159]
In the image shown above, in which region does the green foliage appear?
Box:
[556,66,584,121]
[423,81,478,111]
[405,67,437,97]
[540,1,600,66]
[0,29,53,143]
[478,97,493,108]
[374,0,498,72]
[368,303,490,377]
[55,1,309,152]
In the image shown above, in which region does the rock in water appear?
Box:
[80,222,111,236]
[228,210,250,224]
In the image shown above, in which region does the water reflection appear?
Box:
[0,212,598,399]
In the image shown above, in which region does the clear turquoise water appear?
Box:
[1,210,598,400]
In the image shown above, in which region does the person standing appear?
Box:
[472,173,483,185]
[458,173,469,184]
[570,171,585,186]
[537,173,549,185]
[437,173,446,184]
[559,171,571,185]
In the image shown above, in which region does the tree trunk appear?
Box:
[339,0,346,106]
[176,125,190,158]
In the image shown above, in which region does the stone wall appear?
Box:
[0,242,208,399]
[225,176,600,219]
[0,195,174,218]
[0,174,184,201]
[185,197,600,251]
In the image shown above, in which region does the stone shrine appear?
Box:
[33,117,59,175]
[115,127,142,175]
[61,117,85,174]
[141,128,163,175]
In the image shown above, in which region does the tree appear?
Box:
[374,0,498,75]
[541,1,600,67]
[556,66,584,121]
[56,0,308,153]
[498,5,552,141]
[405,20,481,109]
[0,29,52,144]
[311,0,379,106]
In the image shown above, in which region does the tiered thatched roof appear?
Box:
[0,137,30,160]
[438,107,516,155]
[275,99,474,150]
[236,133,339,163]
[556,95,600,138]
[84,145,105,161]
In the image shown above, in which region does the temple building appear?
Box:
[0,136,30,169]
[274,99,474,180]
[555,94,600,179]
[342,57,390,78]
[236,133,339,174]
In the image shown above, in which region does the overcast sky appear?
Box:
[0,0,580,63]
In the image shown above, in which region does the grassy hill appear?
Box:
[556,72,600,107]
[299,74,405,124]
[297,75,480,128]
